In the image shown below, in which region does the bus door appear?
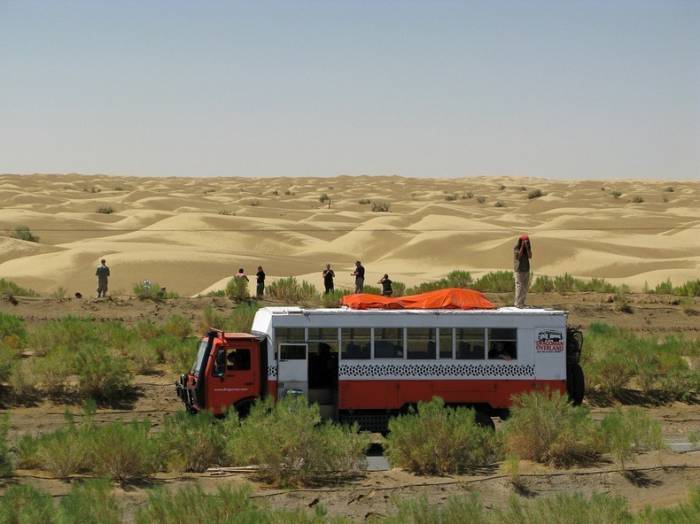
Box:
[207,339,260,415]
[277,343,308,398]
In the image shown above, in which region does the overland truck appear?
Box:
[176,289,584,431]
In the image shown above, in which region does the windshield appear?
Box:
[191,339,208,375]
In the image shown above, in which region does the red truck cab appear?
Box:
[176,330,266,416]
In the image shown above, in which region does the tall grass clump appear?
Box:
[225,276,249,300]
[582,323,700,399]
[0,311,27,348]
[502,391,602,467]
[600,407,664,470]
[385,398,499,474]
[0,278,39,297]
[473,271,514,293]
[266,277,318,304]
[0,484,55,523]
[405,270,473,295]
[161,314,193,339]
[531,273,622,294]
[650,278,700,297]
[0,414,11,476]
[58,479,123,524]
[321,289,352,308]
[75,345,131,401]
[200,303,260,333]
[133,281,178,300]
[10,225,39,242]
[227,396,369,486]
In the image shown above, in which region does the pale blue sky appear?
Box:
[1,0,698,179]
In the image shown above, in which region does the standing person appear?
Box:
[379,274,393,296]
[235,268,249,281]
[255,266,265,298]
[95,259,110,298]
[322,264,335,294]
[351,261,365,293]
[513,234,532,308]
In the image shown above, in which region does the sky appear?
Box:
[1,0,698,180]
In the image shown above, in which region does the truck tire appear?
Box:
[567,364,585,406]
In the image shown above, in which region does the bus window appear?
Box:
[456,328,485,359]
[488,328,517,360]
[275,328,305,345]
[407,328,436,359]
[374,328,404,359]
[438,328,453,359]
[340,328,370,359]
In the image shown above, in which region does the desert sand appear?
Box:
[0,174,698,296]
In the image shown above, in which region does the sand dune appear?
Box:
[0,174,698,296]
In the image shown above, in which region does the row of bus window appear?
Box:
[275,327,518,360]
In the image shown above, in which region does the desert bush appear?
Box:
[227,396,369,485]
[405,270,474,295]
[158,410,237,472]
[96,206,114,214]
[0,349,14,384]
[531,274,621,294]
[362,284,382,295]
[473,271,514,293]
[133,281,178,300]
[631,196,644,203]
[8,360,35,399]
[385,398,499,474]
[502,391,602,467]
[527,189,544,199]
[266,277,318,304]
[663,186,675,192]
[358,198,371,204]
[32,347,74,395]
[371,200,390,212]
[0,277,39,297]
[0,311,27,347]
[20,419,93,476]
[0,484,54,523]
[611,190,622,198]
[319,192,330,203]
[75,344,131,401]
[0,414,11,476]
[445,193,458,201]
[11,225,39,242]
[390,281,406,297]
[321,289,351,307]
[494,200,505,207]
[600,407,664,470]
[58,479,123,524]
[162,314,193,339]
[149,335,198,373]
[248,199,261,206]
[476,196,486,203]
[225,276,249,300]
[613,291,633,313]
[91,420,160,481]
[650,278,700,297]
[122,340,160,374]
[463,191,474,199]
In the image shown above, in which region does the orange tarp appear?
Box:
[340,288,495,310]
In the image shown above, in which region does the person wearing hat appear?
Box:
[513,234,532,307]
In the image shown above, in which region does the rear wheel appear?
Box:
[567,363,585,405]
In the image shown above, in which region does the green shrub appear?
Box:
[121,340,160,374]
[502,391,602,467]
[476,196,486,203]
[0,278,39,297]
[227,396,369,486]
[225,277,249,300]
[266,277,318,304]
[391,281,406,297]
[632,196,644,203]
[75,345,131,401]
[162,314,193,339]
[600,407,664,470]
[0,349,15,383]
[149,335,198,374]
[383,494,486,524]
[33,347,74,395]
[58,479,122,524]
[445,193,458,201]
[91,420,160,481]
[371,200,390,212]
[473,271,514,293]
[319,192,330,203]
[0,312,27,347]
[96,206,114,214]
[0,414,11,476]
[527,189,544,199]
[358,198,371,204]
[494,200,505,207]
[133,281,178,300]
[404,270,473,295]
[158,410,238,472]
[321,289,351,307]
[385,397,499,474]
[11,225,39,242]
[362,285,382,295]
[611,190,622,198]
[0,484,54,523]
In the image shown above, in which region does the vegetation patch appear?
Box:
[96,206,114,214]
[227,396,369,486]
[370,200,390,212]
[527,189,544,199]
[385,397,499,474]
[266,277,318,305]
[133,281,179,300]
[531,273,626,294]
[10,225,39,242]
[0,278,39,297]
[225,276,249,300]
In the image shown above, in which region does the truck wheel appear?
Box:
[567,364,585,406]
[474,411,495,430]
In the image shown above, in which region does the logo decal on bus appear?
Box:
[535,329,564,352]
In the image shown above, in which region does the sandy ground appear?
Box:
[1,293,700,520]
[1,174,699,296]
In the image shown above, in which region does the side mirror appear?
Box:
[213,351,226,378]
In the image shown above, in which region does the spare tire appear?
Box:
[567,363,585,405]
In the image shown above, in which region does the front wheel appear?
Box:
[567,363,585,406]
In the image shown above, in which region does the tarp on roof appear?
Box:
[340,288,495,310]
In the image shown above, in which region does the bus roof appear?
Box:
[259,306,566,316]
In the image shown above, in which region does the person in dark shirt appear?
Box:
[256,266,265,298]
[513,234,532,307]
[322,264,335,294]
[379,274,393,296]
[95,259,110,298]
[351,261,365,293]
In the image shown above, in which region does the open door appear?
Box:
[277,343,308,398]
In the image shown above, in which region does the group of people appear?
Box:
[93,235,533,308]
